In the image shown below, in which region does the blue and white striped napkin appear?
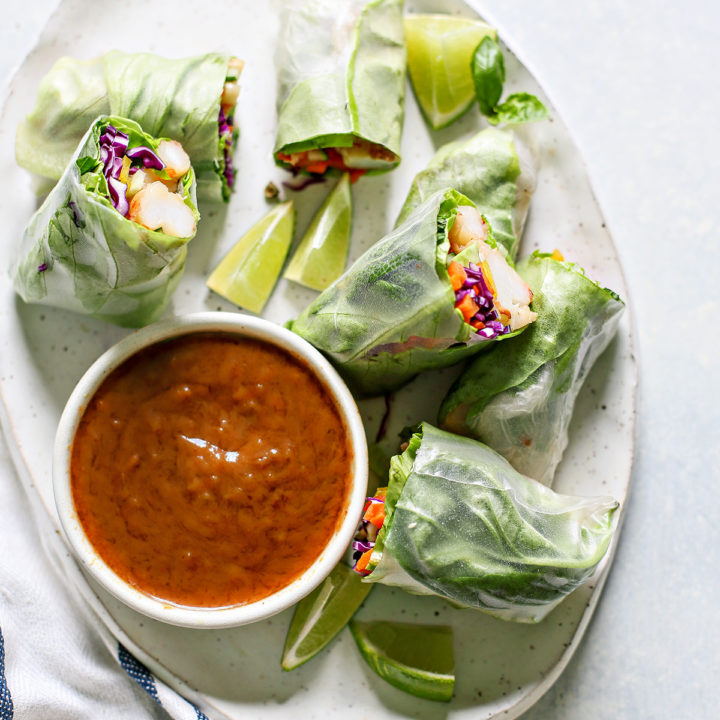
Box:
[0,433,220,720]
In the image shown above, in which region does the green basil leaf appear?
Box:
[471,36,505,116]
[494,92,549,125]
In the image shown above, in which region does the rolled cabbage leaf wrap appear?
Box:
[12,116,199,328]
[439,251,625,485]
[361,423,619,623]
[274,0,406,180]
[15,51,241,202]
[395,128,536,259]
[287,189,537,396]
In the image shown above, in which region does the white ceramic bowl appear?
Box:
[53,312,368,628]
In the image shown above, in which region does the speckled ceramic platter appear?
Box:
[0,0,636,718]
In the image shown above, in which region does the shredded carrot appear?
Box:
[374,487,388,500]
[471,319,485,330]
[305,161,328,174]
[276,152,292,162]
[355,548,374,573]
[363,501,386,529]
[551,248,565,261]
[447,261,467,291]
[348,168,366,183]
[455,294,479,322]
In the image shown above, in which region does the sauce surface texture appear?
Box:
[71,333,353,607]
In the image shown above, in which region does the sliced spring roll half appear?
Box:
[15,52,243,202]
[354,423,619,623]
[12,116,199,328]
[439,251,625,485]
[273,0,406,181]
[395,128,536,259]
[287,189,536,396]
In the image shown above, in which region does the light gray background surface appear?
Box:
[1,1,718,718]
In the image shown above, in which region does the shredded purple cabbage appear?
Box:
[125,146,164,170]
[37,263,47,273]
[219,107,235,190]
[351,495,387,574]
[454,261,511,339]
[107,177,129,217]
[281,174,326,192]
[97,124,165,216]
[68,201,83,227]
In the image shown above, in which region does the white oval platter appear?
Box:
[0,0,636,718]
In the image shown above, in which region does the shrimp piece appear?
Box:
[127,181,196,238]
[222,57,244,113]
[156,140,191,180]
[449,206,488,254]
[450,205,536,331]
[126,169,177,198]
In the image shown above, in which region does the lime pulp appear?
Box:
[405,14,496,130]
[282,562,372,671]
[349,619,455,702]
[206,200,295,313]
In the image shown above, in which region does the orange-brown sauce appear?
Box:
[70,334,353,607]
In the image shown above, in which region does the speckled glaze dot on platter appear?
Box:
[0,0,636,718]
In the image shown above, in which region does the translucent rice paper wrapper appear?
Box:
[273,0,406,170]
[287,189,523,396]
[11,116,199,328]
[439,252,625,485]
[365,423,619,623]
[15,52,232,202]
[396,128,537,259]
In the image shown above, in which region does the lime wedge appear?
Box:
[349,620,455,702]
[284,173,353,291]
[405,14,497,130]
[282,562,372,671]
[206,200,295,313]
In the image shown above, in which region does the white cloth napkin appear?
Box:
[0,432,219,720]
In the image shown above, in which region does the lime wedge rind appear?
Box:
[405,14,497,130]
[284,173,353,291]
[206,200,295,313]
[349,619,455,702]
[282,562,372,671]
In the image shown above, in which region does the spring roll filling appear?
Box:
[93,123,195,237]
[218,57,244,192]
[276,137,399,183]
[447,206,536,339]
[352,489,387,575]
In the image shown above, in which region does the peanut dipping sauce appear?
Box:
[70,333,353,607]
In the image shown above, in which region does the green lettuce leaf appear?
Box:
[12,116,199,327]
[273,0,406,171]
[16,52,232,202]
[287,189,523,396]
[365,423,619,623]
[439,252,625,485]
[395,128,535,259]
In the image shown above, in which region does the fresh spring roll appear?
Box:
[353,423,619,623]
[439,251,625,485]
[287,189,537,396]
[395,128,537,259]
[273,0,406,181]
[15,52,242,202]
[12,116,199,328]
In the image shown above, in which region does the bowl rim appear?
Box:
[52,311,368,629]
